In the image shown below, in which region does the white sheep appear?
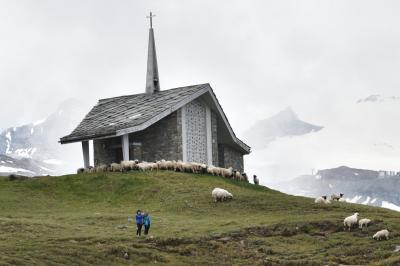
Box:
[221,167,233,178]
[373,229,390,240]
[231,170,240,180]
[110,163,123,172]
[166,160,176,171]
[95,164,108,172]
[315,196,330,204]
[207,166,219,176]
[137,162,151,171]
[157,160,168,170]
[331,193,344,201]
[359,218,371,229]
[343,212,359,231]
[120,160,138,171]
[253,175,259,185]
[212,188,233,202]
[174,161,184,172]
[190,162,207,174]
[83,166,94,173]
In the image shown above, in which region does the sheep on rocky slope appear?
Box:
[343,212,359,231]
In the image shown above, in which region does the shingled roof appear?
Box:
[60,83,250,154]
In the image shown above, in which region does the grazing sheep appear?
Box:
[207,166,219,176]
[232,170,242,180]
[95,164,108,172]
[373,229,390,240]
[77,168,85,174]
[121,160,137,171]
[221,167,233,178]
[343,212,359,231]
[181,162,194,173]
[166,160,176,171]
[174,161,184,172]
[315,196,329,204]
[242,173,249,182]
[83,166,94,173]
[359,218,371,229]
[110,163,123,172]
[190,162,207,174]
[212,188,234,202]
[157,160,168,170]
[137,162,151,171]
[331,193,344,201]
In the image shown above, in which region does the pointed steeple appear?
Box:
[145,12,160,94]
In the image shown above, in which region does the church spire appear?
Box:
[145,12,160,94]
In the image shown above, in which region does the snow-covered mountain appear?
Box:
[0,99,89,176]
[277,166,400,212]
[0,154,56,177]
[243,107,323,149]
[357,94,400,104]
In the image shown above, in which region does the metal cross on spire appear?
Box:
[146,12,156,28]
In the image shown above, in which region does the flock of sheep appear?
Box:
[77,159,249,182]
[315,193,391,241]
[79,160,393,242]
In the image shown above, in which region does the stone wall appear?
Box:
[129,110,182,162]
[93,137,121,166]
[211,111,219,166]
[223,145,244,173]
[94,111,182,165]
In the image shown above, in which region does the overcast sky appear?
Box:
[1,0,399,135]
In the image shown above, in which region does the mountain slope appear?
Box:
[0,171,399,265]
[0,154,55,177]
[244,107,323,149]
[279,166,400,211]
[0,99,89,176]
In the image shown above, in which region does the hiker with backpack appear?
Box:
[143,212,151,235]
[135,210,144,236]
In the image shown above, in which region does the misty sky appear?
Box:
[1,0,399,135]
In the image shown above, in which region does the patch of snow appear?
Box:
[381,201,400,212]
[315,175,321,180]
[354,172,359,176]
[31,128,34,134]
[371,198,377,204]
[328,184,333,188]
[0,166,34,174]
[361,196,371,205]
[6,160,13,164]
[43,159,64,165]
[0,161,5,164]
[33,118,46,126]
[13,127,16,131]
[39,165,55,172]
[347,195,363,203]
[5,131,11,154]
[13,148,37,158]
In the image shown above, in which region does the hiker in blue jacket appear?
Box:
[143,212,151,235]
[135,210,143,236]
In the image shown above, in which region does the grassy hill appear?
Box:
[0,171,399,265]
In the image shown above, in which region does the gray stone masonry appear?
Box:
[93,137,121,166]
[223,145,244,173]
[129,110,182,162]
[211,111,219,166]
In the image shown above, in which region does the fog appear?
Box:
[1,0,399,181]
